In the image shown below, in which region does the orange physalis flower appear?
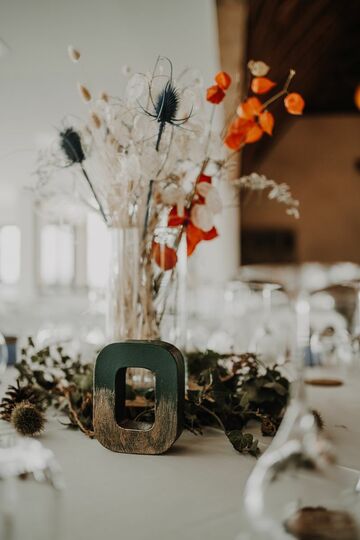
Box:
[215,71,232,91]
[354,85,360,110]
[206,84,225,104]
[259,110,274,135]
[284,92,305,115]
[237,97,263,119]
[152,242,178,271]
[251,77,276,94]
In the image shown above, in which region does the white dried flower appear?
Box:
[196,183,222,214]
[190,204,214,232]
[126,74,147,103]
[162,184,185,206]
[234,173,299,218]
[247,60,270,77]
[205,186,222,214]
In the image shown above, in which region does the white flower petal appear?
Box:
[196,182,212,198]
[162,185,185,206]
[206,186,222,214]
[190,204,214,232]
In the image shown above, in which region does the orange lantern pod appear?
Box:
[284,92,305,115]
[237,97,263,119]
[206,84,225,104]
[259,110,275,135]
[245,123,263,143]
[251,77,276,95]
[215,71,232,91]
[354,84,360,110]
[152,242,178,271]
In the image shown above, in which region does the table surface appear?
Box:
[1,366,360,540]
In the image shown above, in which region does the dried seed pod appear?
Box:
[90,112,102,129]
[68,45,81,62]
[100,91,109,102]
[11,401,46,437]
[78,83,92,102]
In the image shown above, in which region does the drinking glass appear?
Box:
[248,282,287,366]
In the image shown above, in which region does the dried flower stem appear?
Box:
[262,69,296,110]
[79,165,108,225]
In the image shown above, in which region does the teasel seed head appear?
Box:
[11,401,46,437]
[60,127,85,164]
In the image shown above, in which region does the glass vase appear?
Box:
[106,224,159,342]
[153,226,187,351]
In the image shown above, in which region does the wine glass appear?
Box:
[248,281,287,366]
[243,293,360,539]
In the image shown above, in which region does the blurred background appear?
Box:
[0,0,359,359]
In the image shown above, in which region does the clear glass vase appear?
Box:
[106,224,159,342]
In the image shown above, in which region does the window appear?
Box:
[40,224,75,287]
[86,213,109,289]
[0,225,21,284]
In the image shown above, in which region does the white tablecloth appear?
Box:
[1,367,360,540]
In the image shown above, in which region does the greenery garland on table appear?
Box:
[0,338,295,457]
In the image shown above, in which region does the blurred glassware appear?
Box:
[243,295,360,540]
[247,282,287,366]
[341,279,360,364]
[310,326,353,369]
[0,436,64,540]
[0,330,8,383]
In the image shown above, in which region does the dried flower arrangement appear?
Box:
[35,52,303,269]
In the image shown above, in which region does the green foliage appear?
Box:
[185,351,290,455]
[1,341,292,456]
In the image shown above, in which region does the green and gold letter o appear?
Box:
[94,340,185,455]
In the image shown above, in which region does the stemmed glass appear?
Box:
[248,281,286,366]
[242,287,360,539]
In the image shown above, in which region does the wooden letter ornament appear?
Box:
[94,340,185,455]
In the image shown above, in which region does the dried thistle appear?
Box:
[11,401,46,436]
[0,380,45,421]
[78,83,92,102]
[59,127,108,224]
[60,128,85,164]
[68,45,81,63]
